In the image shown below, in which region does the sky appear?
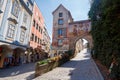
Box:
[35,0,91,40]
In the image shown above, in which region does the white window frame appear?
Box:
[20,30,25,43]
[7,23,16,39]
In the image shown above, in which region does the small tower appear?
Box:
[52,4,73,54]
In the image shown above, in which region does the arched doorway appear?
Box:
[13,47,25,65]
[0,45,12,68]
[74,38,90,55]
[69,34,93,56]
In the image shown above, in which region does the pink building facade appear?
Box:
[30,2,44,49]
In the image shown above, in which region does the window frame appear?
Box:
[39,26,41,32]
[23,12,28,23]
[58,28,63,36]
[59,13,63,17]
[20,29,25,43]
[35,36,37,42]
[58,39,63,46]
[38,38,39,43]
[41,29,42,34]
[33,20,35,27]
[7,23,16,39]
[31,33,34,41]
[11,0,19,18]
[36,23,38,30]
[58,19,64,25]
[27,1,29,7]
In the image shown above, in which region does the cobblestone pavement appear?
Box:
[0,63,35,80]
[34,49,104,80]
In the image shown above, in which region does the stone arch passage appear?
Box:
[69,33,93,55]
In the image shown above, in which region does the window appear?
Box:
[58,28,66,37]
[62,28,66,37]
[38,38,39,43]
[36,23,38,30]
[31,33,34,41]
[23,13,27,23]
[40,39,42,44]
[33,20,35,27]
[20,30,25,42]
[59,13,63,17]
[39,27,42,34]
[58,28,63,36]
[58,39,63,46]
[38,27,39,32]
[27,2,29,7]
[39,17,40,21]
[35,36,37,42]
[7,24,16,39]
[58,19,63,25]
[11,0,19,18]
[39,26,41,32]
[41,29,42,34]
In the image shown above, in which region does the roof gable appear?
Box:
[52,4,69,14]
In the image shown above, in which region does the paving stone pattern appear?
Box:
[34,49,104,80]
[0,63,35,80]
[0,49,104,80]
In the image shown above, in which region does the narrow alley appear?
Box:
[34,48,104,80]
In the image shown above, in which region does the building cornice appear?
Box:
[0,40,28,48]
[69,20,91,25]
[28,0,34,5]
[8,17,18,24]
[21,26,27,30]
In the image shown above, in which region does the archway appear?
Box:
[74,38,90,55]
[13,47,25,65]
[69,34,93,56]
[0,45,12,68]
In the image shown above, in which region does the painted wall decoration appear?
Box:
[68,22,91,37]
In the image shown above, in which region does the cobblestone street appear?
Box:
[0,49,104,80]
[0,63,35,80]
[34,49,104,80]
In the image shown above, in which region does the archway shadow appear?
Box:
[58,50,101,80]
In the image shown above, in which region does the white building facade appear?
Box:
[0,0,34,68]
[0,0,34,49]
